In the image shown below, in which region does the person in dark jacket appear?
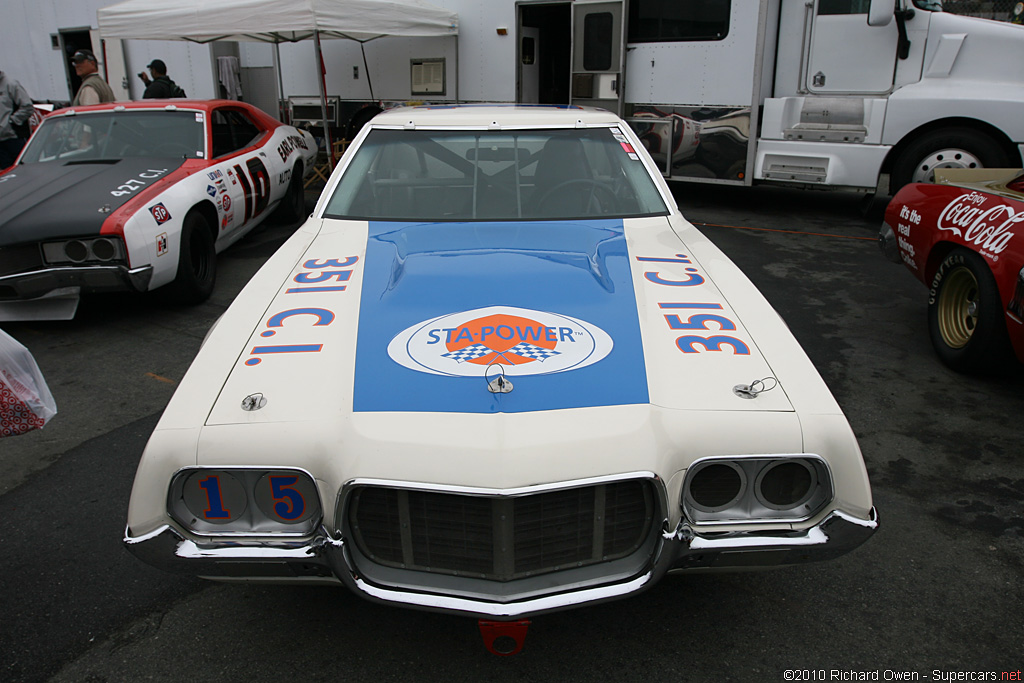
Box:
[0,69,34,168]
[139,60,184,99]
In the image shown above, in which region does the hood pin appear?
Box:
[241,393,267,411]
[733,377,778,400]
[485,364,513,394]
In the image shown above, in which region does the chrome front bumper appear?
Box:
[125,507,878,619]
[0,264,153,300]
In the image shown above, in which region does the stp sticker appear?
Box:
[221,195,231,211]
[387,306,613,377]
[150,203,172,225]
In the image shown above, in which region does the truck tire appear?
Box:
[927,248,1010,373]
[889,128,1010,195]
[162,210,216,305]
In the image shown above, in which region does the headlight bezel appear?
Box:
[168,466,323,537]
[681,454,833,526]
[42,237,127,266]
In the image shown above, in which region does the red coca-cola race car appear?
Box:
[880,169,1024,372]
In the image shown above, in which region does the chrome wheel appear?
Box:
[910,148,983,184]
[936,266,979,349]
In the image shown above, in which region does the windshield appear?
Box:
[912,0,942,10]
[19,111,205,163]
[323,127,669,221]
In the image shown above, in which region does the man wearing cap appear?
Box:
[71,50,115,106]
[139,60,183,99]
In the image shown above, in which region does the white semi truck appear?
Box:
[545,0,1024,193]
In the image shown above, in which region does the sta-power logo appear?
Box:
[387,306,613,377]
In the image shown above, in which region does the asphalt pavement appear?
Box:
[0,183,1021,682]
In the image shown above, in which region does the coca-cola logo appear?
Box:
[936,192,1023,254]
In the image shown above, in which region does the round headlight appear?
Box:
[91,238,117,261]
[180,471,248,524]
[755,460,816,510]
[64,240,88,263]
[254,472,319,524]
[688,461,745,512]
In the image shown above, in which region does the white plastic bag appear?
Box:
[0,329,57,437]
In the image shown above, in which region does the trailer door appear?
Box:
[570,0,626,114]
[805,0,897,94]
[92,30,131,102]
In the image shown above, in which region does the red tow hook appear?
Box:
[478,619,530,655]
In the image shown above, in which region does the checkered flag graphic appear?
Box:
[507,342,560,361]
[442,344,493,362]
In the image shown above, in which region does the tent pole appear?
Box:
[314,29,335,167]
[275,42,286,122]
[360,42,375,102]
[454,35,459,104]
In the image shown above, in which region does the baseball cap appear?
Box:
[146,59,166,72]
[71,49,97,64]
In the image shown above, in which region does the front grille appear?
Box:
[348,480,654,581]
[0,245,43,278]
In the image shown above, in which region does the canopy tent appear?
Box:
[97,0,460,160]
[97,0,458,44]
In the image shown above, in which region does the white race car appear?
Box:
[124,105,876,654]
[0,100,317,319]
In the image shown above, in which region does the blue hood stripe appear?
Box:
[353,220,649,413]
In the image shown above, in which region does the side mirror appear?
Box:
[867,0,894,26]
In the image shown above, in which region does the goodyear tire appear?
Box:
[273,163,306,224]
[889,128,1009,195]
[162,211,216,305]
[927,248,1010,373]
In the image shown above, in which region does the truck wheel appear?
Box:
[927,248,1010,373]
[162,211,216,305]
[272,163,306,224]
[889,128,1009,195]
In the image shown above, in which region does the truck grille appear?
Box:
[348,480,655,581]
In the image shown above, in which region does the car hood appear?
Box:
[932,171,1024,204]
[203,215,810,427]
[0,158,185,246]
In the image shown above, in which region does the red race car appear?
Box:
[880,169,1024,372]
